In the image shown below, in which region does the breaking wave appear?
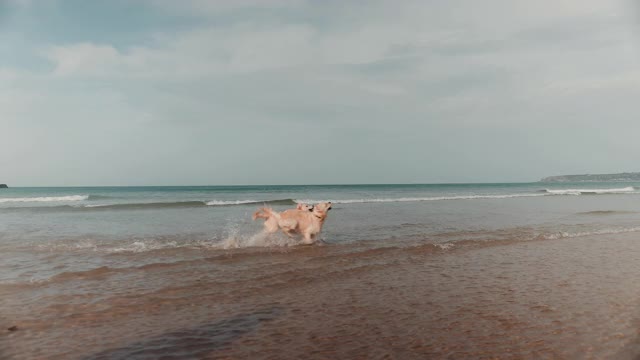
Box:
[1,186,637,210]
[85,199,295,210]
[537,226,640,240]
[543,187,635,195]
[84,201,208,210]
[297,187,638,205]
[295,194,546,204]
[0,195,89,203]
[1,198,297,211]
[205,199,295,206]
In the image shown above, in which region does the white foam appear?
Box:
[34,239,99,252]
[108,240,179,253]
[206,200,259,206]
[295,193,545,204]
[0,195,89,203]
[220,231,303,249]
[540,226,640,240]
[545,187,635,195]
[435,243,455,250]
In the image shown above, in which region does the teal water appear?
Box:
[1,182,636,207]
[3,182,640,284]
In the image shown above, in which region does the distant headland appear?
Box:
[0,184,7,188]
[541,172,640,182]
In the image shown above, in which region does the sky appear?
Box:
[1,0,639,186]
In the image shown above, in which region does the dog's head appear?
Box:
[296,203,314,212]
[312,202,332,219]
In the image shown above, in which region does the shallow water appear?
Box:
[3,183,640,358]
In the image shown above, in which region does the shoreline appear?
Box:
[3,232,640,359]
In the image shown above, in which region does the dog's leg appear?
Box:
[281,226,297,238]
[301,232,314,244]
[281,229,296,238]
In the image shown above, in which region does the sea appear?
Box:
[3,182,640,358]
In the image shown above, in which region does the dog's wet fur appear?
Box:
[253,202,332,244]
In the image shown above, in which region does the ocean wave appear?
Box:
[577,210,636,215]
[87,195,114,200]
[295,194,546,204]
[1,186,636,210]
[0,195,89,203]
[83,201,208,210]
[206,200,259,206]
[544,187,635,195]
[85,199,295,209]
[295,187,639,205]
[205,199,295,206]
[538,226,640,240]
[0,198,297,211]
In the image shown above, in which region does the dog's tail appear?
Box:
[252,207,275,221]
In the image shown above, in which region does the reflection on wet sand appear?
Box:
[83,308,282,360]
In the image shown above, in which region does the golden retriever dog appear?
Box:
[253,203,313,236]
[253,202,332,244]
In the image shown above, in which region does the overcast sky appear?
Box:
[1,0,639,186]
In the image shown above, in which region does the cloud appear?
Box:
[1,0,639,184]
[149,0,307,15]
[38,0,635,88]
[45,43,123,76]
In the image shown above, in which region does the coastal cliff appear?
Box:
[541,172,640,182]
[0,184,7,188]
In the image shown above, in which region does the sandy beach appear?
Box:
[3,230,640,359]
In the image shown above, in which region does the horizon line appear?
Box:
[2,181,555,188]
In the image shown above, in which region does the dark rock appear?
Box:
[7,326,18,331]
[0,184,7,188]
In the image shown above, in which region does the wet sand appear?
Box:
[3,232,640,359]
